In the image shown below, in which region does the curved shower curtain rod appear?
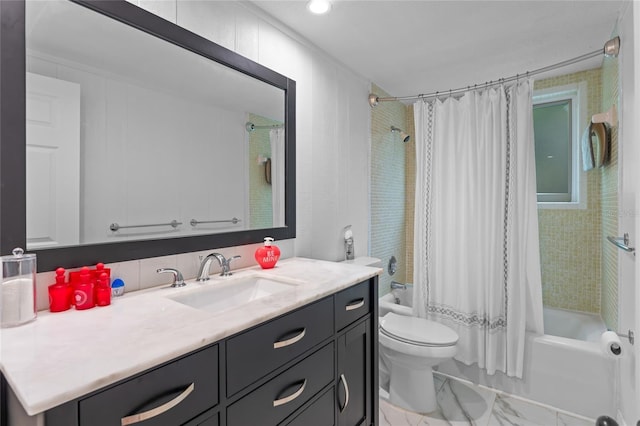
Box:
[368,36,620,107]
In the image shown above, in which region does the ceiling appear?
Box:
[252,0,627,99]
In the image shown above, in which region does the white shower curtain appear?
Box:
[413,80,544,378]
[269,128,285,227]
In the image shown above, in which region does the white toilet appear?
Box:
[379,312,458,413]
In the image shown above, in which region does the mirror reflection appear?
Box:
[25,0,285,250]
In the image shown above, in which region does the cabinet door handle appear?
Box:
[345,299,365,311]
[273,328,306,349]
[273,379,307,407]
[120,382,195,425]
[339,374,350,412]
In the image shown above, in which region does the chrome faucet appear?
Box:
[157,268,186,287]
[390,281,407,290]
[196,253,241,281]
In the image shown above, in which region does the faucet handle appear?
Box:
[220,255,241,276]
[157,268,186,287]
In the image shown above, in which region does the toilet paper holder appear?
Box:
[616,330,634,345]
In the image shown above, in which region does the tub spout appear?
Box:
[390,281,407,290]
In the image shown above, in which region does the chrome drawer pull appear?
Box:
[345,299,365,311]
[121,382,195,425]
[339,374,350,412]
[273,379,307,407]
[273,328,306,349]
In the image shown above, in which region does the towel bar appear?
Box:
[606,233,635,254]
[190,217,241,226]
[109,220,181,232]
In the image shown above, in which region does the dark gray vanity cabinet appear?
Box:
[337,320,371,426]
[335,280,374,426]
[225,278,378,426]
[26,277,379,426]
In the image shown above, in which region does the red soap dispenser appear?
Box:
[255,237,280,269]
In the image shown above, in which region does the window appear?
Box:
[533,83,586,208]
[533,100,572,201]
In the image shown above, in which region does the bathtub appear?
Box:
[379,288,617,419]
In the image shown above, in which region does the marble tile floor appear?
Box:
[379,373,595,426]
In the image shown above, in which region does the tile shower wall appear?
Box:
[600,54,619,330]
[370,84,409,295]
[535,69,604,314]
[404,106,416,283]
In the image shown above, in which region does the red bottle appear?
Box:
[255,237,281,269]
[48,267,72,312]
[73,267,94,310]
[93,262,111,282]
[95,272,111,307]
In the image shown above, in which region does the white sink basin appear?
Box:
[167,275,299,314]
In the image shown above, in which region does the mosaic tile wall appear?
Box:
[404,105,416,283]
[535,69,604,314]
[600,54,619,330]
[370,84,408,295]
[248,113,279,229]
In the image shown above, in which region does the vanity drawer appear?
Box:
[78,345,218,426]
[227,342,334,426]
[283,386,335,426]
[226,297,333,396]
[335,280,370,331]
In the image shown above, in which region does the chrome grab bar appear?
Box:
[190,217,241,226]
[606,234,635,254]
[110,220,181,232]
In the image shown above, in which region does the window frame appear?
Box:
[533,82,587,209]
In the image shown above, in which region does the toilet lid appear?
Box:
[380,312,458,346]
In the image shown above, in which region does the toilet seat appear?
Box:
[380,312,458,347]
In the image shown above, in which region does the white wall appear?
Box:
[617,2,639,423]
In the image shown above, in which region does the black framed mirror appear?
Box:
[0,0,296,271]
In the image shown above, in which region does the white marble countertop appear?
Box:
[0,257,381,416]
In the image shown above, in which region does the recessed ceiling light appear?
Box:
[307,0,332,15]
